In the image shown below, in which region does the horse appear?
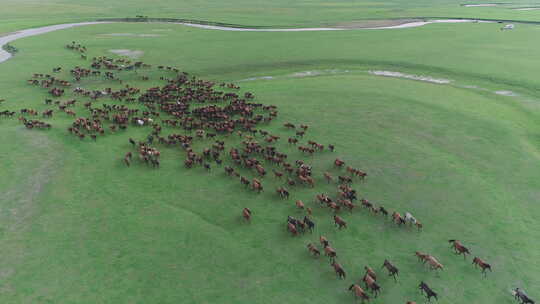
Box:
[320,235,329,247]
[287,222,298,236]
[381,259,399,282]
[392,212,406,226]
[404,212,417,225]
[363,274,381,297]
[426,255,444,271]
[295,200,305,210]
[331,261,346,279]
[513,288,535,304]
[323,172,333,183]
[364,266,377,281]
[303,216,315,233]
[324,246,337,259]
[307,243,320,257]
[334,215,347,229]
[472,257,492,275]
[242,208,252,221]
[448,240,470,259]
[419,281,438,302]
[415,251,429,263]
[348,284,370,303]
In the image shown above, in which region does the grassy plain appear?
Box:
[0,8,539,304]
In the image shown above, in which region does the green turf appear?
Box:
[3,0,540,33]
[0,15,539,304]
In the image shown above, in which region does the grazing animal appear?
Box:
[472,257,492,275]
[419,281,438,302]
[392,211,406,225]
[331,261,346,279]
[242,208,252,221]
[348,284,370,303]
[320,235,329,247]
[295,200,305,210]
[363,274,381,297]
[333,215,347,229]
[307,243,320,257]
[287,222,298,236]
[381,259,399,282]
[426,255,444,271]
[303,216,315,233]
[513,288,535,304]
[448,240,470,259]
[364,266,377,281]
[324,246,337,259]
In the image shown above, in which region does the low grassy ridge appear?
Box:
[0,21,539,303]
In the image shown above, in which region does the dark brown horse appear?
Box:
[331,261,346,279]
[419,281,438,302]
[348,284,370,303]
[448,240,470,259]
[363,273,381,297]
[334,215,347,229]
[382,259,399,282]
[472,257,492,275]
[307,243,320,257]
[242,208,251,221]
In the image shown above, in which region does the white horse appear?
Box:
[405,212,417,225]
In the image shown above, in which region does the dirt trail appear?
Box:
[0,22,111,63]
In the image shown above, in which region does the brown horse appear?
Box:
[288,222,298,236]
[448,240,470,259]
[426,255,444,271]
[320,235,329,247]
[242,208,251,222]
[348,284,370,303]
[323,172,333,183]
[364,266,377,281]
[392,212,406,226]
[472,257,492,275]
[307,243,320,257]
[242,208,252,221]
[295,200,305,210]
[363,274,381,297]
[334,215,347,229]
[331,261,346,279]
[324,246,337,259]
[382,259,399,282]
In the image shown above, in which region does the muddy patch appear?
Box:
[108,49,144,58]
[368,70,451,84]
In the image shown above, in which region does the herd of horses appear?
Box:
[0,40,534,304]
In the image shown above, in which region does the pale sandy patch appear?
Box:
[369,70,451,84]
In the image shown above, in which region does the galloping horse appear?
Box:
[362,273,381,297]
[331,261,346,279]
[306,243,320,257]
[242,208,252,221]
[419,281,438,302]
[472,257,492,276]
[348,284,370,303]
[334,215,347,229]
[381,259,399,282]
[448,240,470,259]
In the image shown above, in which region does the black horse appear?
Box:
[514,288,535,304]
[381,259,399,282]
[303,216,315,233]
[419,281,438,302]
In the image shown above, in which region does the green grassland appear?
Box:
[1,10,540,304]
[3,0,540,33]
